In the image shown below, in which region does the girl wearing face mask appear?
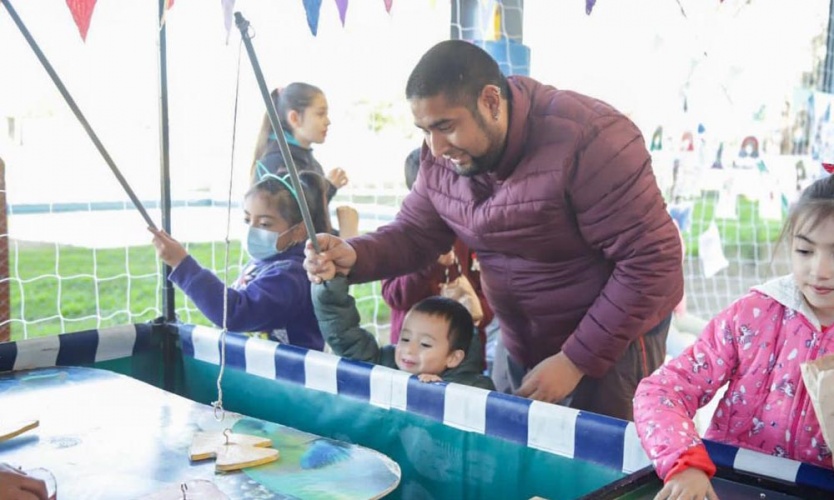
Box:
[149,171,331,351]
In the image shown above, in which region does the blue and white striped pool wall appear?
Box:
[1,322,833,492]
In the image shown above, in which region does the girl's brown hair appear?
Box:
[249,83,324,183]
[776,175,834,253]
[245,171,332,235]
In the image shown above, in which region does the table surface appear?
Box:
[0,366,400,499]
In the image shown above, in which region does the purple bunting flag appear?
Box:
[585,0,596,15]
[221,0,236,44]
[383,0,392,13]
[335,0,349,26]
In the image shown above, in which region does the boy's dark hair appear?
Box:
[777,174,834,251]
[405,40,508,115]
[250,82,324,182]
[245,171,332,234]
[404,148,422,191]
[410,296,473,353]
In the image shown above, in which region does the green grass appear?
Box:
[7,242,389,341]
[7,193,782,342]
[683,192,784,260]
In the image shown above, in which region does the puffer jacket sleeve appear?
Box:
[311,276,381,364]
[633,300,741,480]
[169,255,306,333]
[560,112,684,377]
[349,150,457,283]
[381,263,446,312]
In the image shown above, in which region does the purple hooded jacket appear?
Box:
[349,76,682,378]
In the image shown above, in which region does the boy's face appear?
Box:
[791,216,834,326]
[395,311,464,376]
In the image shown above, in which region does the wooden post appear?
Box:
[0,156,9,341]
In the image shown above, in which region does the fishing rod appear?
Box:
[234,11,321,253]
[1,0,158,231]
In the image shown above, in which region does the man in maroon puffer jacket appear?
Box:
[304,40,682,421]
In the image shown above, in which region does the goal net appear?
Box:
[1,0,831,344]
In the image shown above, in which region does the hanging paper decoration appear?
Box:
[303,0,323,36]
[698,222,729,279]
[585,0,597,15]
[335,0,348,26]
[160,0,176,28]
[824,163,834,174]
[383,0,392,13]
[222,0,236,44]
[65,0,97,42]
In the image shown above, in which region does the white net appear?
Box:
[1,0,831,344]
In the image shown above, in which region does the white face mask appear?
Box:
[245,225,296,260]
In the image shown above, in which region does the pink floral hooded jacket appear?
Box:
[634,275,833,479]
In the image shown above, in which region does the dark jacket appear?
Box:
[258,139,337,200]
[169,244,324,351]
[347,75,683,378]
[312,276,495,390]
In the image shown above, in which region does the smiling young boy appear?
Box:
[312,276,494,389]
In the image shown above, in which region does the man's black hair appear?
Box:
[405,40,508,112]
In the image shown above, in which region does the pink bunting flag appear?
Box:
[160,0,176,28]
[65,0,97,41]
[383,0,392,13]
[335,0,349,26]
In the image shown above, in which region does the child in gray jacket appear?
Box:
[312,276,494,390]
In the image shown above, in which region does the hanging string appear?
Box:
[212,34,244,423]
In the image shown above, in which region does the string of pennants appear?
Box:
[64,0,750,41]
[66,0,716,41]
[64,0,397,41]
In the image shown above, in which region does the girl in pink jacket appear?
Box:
[634,174,834,500]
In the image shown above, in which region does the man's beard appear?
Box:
[455,112,505,177]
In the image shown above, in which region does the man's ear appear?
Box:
[479,84,502,119]
[446,349,465,369]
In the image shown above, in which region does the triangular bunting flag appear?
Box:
[335,0,349,26]
[383,0,392,13]
[585,0,597,15]
[303,0,323,36]
[160,0,175,28]
[65,0,97,42]
[222,0,236,44]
